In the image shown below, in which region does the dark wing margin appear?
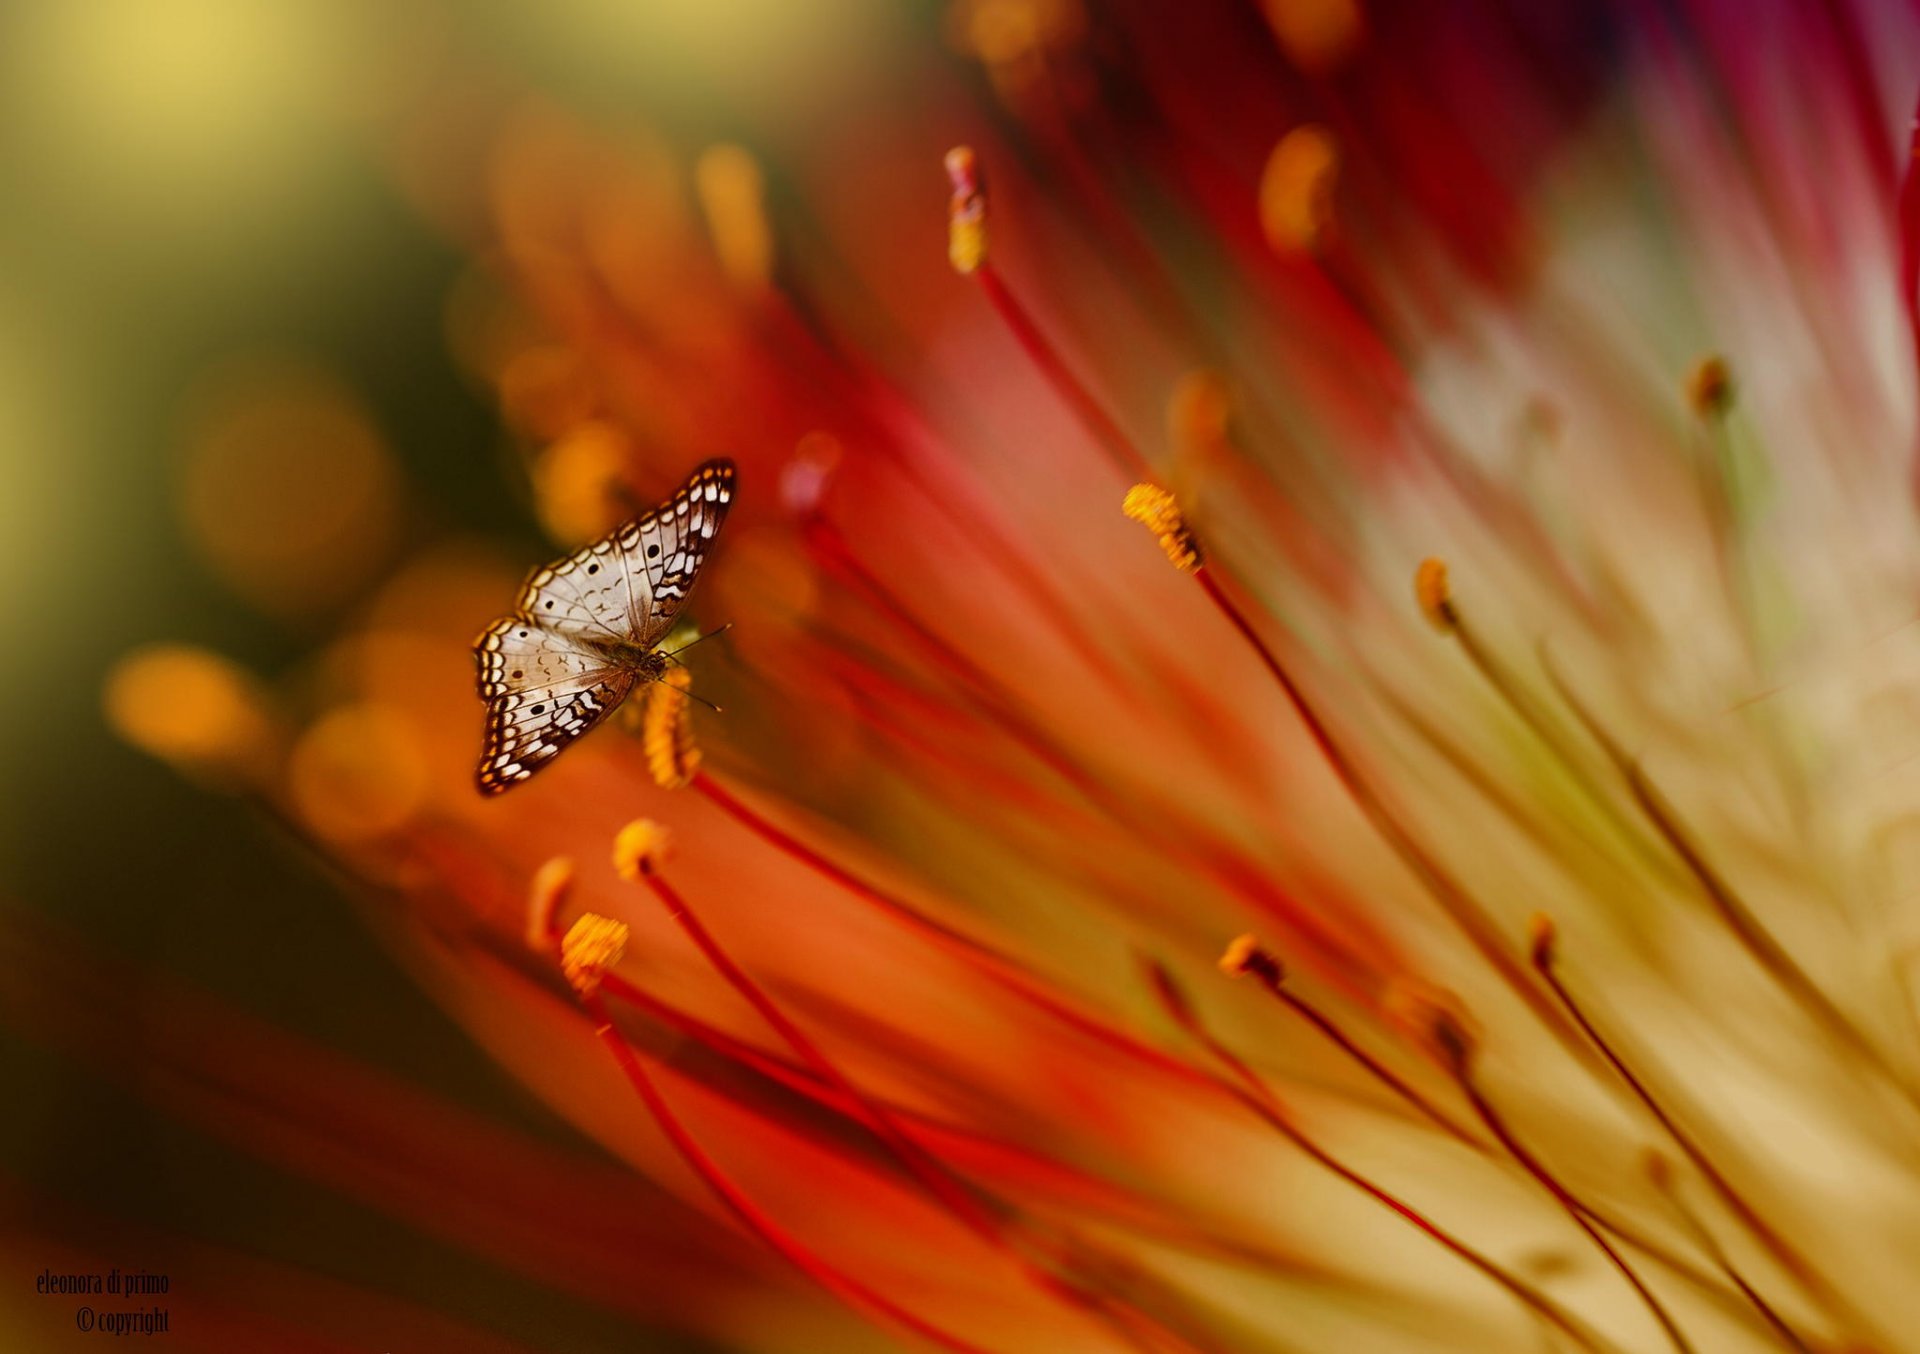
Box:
[614,458,736,646]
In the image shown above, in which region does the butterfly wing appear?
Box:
[508,458,734,647]
[510,530,635,643]
[474,618,635,795]
[609,459,736,647]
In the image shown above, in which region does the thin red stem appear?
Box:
[1244,965,1481,1149]
[591,969,1315,1276]
[637,865,1206,1354]
[693,771,1214,1089]
[577,990,997,1354]
[974,262,1152,480]
[806,520,1387,991]
[638,867,1003,1241]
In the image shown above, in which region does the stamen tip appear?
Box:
[642,669,702,789]
[526,856,576,952]
[1259,125,1340,254]
[945,145,989,275]
[1386,979,1478,1070]
[1527,913,1558,968]
[1685,354,1734,418]
[943,144,979,189]
[560,912,629,996]
[613,818,673,881]
[1414,557,1456,632]
[1123,483,1203,572]
[1431,1011,1476,1070]
[1169,370,1232,457]
[1219,933,1282,984]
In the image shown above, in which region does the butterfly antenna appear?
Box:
[663,621,734,660]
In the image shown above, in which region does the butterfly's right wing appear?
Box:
[513,459,734,650]
[610,459,736,647]
[473,618,635,795]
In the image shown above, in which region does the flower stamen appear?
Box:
[1552,671,1920,1112]
[526,856,575,953]
[623,830,1215,1350]
[1122,484,1203,572]
[1646,1154,1820,1354]
[612,818,672,881]
[1259,125,1340,255]
[1414,564,1672,879]
[641,667,702,789]
[565,976,994,1354]
[588,960,1298,1275]
[1438,1026,1699,1354]
[691,770,1216,1088]
[807,513,1373,983]
[1185,562,1591,1061]
[1222,934,1480,1148]
[1532,914,1864,1334]
[1684,354,1735,420]
[559,912,629,998]
[1413,557,1456,633]
[945,151,1151,478]
[1144,960,1621,1354]
[945,145,989,276]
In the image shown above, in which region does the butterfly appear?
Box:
[473,459,736,795]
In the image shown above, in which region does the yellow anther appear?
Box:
[527,856,576,953]
[612,818,673,882]
[1414,557,1456,632]
[950,0,1087,69]
[1123,483,1203,572]
[1527,913,1558,968]
[1259,125,1339,254]
[1218,933,1282,984]
[642,668,702,790]
[695,143,774,290]
[534,420,629,546]
[103,643,273,783]
[1261,0,1364,74]
[1685,354,1734,418]
[1168,370,1232,460]
[1644,1150,1674,1189]
[946,146,989,275]
[560,913,629,997]
[1384,978,1479,1069]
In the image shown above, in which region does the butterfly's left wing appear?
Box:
[474,618,636,795]
[510,530,636,644]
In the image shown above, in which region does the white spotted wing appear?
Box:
[474,459,735,795]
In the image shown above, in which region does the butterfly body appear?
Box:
[574,635,675,676]
[473,459,735,795]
